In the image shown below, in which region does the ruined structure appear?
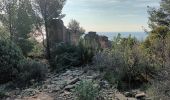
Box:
[48,19,70,47]
[48,19,110,49]
[84,32,111,49]
[68,30,82,45]
[48,19,82,47]
[99,36,111,48]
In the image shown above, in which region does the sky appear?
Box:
[62,0,161,32]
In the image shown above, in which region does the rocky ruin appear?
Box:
[48,19,70,46]
[84,32,111,49]
[48,19,81,47]
[48,20,111,49]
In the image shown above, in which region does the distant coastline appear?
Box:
[97,32,148,41]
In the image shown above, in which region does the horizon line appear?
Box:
[85,31,146,33]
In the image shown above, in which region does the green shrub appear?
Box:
[0,39,24,84]
[103,71,117,85]
[93,49,125,81]
[93,37,155,90]
[50,43,81,71]
[75,80,99,100]
[16,39,34,56]
[50,42,95,71]
[146,82,170,100]
[0,91,8,99]
[28,39,44,58]
[78,39,96,65]
[15,59,47,87]
[92,49,122,72]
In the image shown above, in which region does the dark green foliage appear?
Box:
[50,42,95,71]
[50,43,81,71]
[103,71,116,85]
[14,0,37,56]
[148,0,170,29]
[28,41,44,58]
[0,0,40,56]
[15,59,47,88]
[0,39,23,84]
[75,81,99,100]
[0,38,47,87]
[17,39,34,56]
[0,92,8,99]
[78,39,95,65]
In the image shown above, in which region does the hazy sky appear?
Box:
[62,0,160,32]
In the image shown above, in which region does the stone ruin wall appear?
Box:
[85,32,111,49]
[48,19,111,49]
[48,19,69,47]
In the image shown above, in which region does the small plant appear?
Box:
[103,71,117,85]
[0,92,8,99]
[75,80,99,100]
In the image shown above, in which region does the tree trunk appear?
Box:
[44,0,51,59]
[45,20,51,59]
[9,3,13,41]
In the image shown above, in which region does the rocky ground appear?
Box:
[0,67,148,100]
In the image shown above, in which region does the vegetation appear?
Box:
[0,39,23,84]
[75,81,99,100]
[0,91,8,99]
[50,43,81,71]
[68,19,85,34]
[0,38,47,87]
[15,59,47,88]
[0,0,40,56]
[0,0,66,87]
[0,0,170,99]
[35,0,67,59]
[93,35,156,90]
[50,41,95,71]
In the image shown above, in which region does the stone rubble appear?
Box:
[1,68,147,100]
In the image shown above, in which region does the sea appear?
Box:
[97,32,148,41]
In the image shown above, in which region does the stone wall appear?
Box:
[68,31,81,46]
[48,20,110,48]
[48,19,70,47]
[48,19,81,47]
[99,36,111,48]
[84,32,111,49]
